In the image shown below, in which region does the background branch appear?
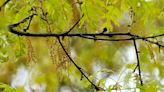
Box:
[0,0,10,11]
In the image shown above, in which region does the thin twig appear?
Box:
[23,13,36,32]
[133,39,143,85]
[133,65,137,73]
[63,14,84,34]
[9,13,37,28]
[142,38,164,48]
[57,37,101,90]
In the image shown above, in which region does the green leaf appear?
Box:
[0,83,16,92]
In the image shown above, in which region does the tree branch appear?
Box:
[7,13,164,88]
[133,39,143,86]
[57,37,101,91]
[8,27,164,47]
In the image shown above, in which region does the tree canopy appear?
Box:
[0,0,164,92]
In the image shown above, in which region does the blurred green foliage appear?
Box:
[0,0,164,92]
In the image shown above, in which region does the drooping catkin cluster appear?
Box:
[47,37,70,71]
[26,37,37,63]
